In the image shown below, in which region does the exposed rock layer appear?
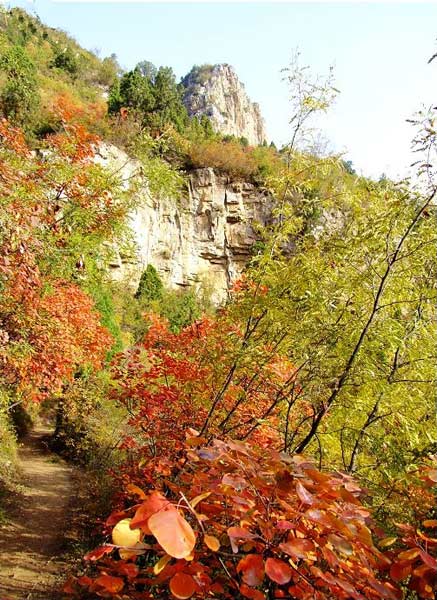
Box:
[182,64,267,146]
[97,144,273,304]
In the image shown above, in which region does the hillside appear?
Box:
[0,6,117,136]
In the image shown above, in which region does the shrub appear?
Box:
[155,288,201,333]
[187,138,258,178]
[52,47,80,76]
[65,438,426,600]
[0,45,40,125]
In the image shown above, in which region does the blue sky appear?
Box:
[5,1,437,179]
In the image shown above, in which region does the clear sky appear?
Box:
[4,1,437,179]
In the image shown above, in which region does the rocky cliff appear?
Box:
[182,64,267,146]
[96,144,273,304]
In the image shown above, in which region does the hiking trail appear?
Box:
[0,426,73,600]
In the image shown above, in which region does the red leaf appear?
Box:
[222,473,248,490]
[237,554,265,586]
[265,558,292,585]
[83,545,113,561]
[240,583,266,600]
[419,549,437,568]
[390,560,412,581]
[228,526,258,553]
[106,510,129,527]
[117,562,140,579]
[275,470,294,492]
[279,538,315,560]
[94,574,124,593]
[169,572,196,599]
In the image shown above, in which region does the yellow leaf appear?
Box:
[204,534,220,552]
[153,554,172,575]
[112,518,141,547]
[379,537,397,548]
[190,491,211,508]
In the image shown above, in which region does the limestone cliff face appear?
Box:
[96,144,273,304]
[182,64,267,146]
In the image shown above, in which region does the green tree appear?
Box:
[136,60,157,81]
[135,264,164,302]
[150,66,188,132]
[158,289,201,333]
[234,153,436,501]
[108,63,189,134]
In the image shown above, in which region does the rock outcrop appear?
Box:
[96,144,273,304]
[182,64,267,146]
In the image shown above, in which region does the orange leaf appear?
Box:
[126,483,147,499]
[397,548,420,561]
[190,491,211,508]
[204,534,220,551]
[265,558,292,585]
[327,533,353,556]
[169,572,196,599]
[423,519,437,528]
[237,554,265,586]
[148,507,196,559]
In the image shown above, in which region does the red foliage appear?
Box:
[0,117,114,399]
[110,310,296,476]
[64,303,435,600]
[67,438,411,600]
[383,464,437,600]
[4,281,112,400]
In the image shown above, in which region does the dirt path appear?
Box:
[0,427,73,600]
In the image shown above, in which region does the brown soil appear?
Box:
[0,427,73,600]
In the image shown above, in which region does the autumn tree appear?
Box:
[0,103,135,402]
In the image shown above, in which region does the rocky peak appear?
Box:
[182,63,267,146]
